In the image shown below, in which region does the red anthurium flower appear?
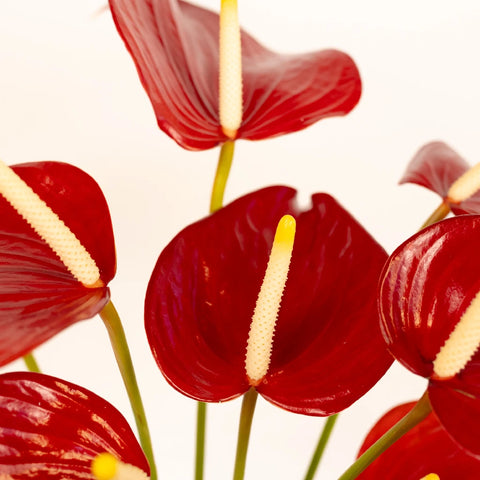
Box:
[108,0,362,150]
[379,215,480,457]
[356,402,480,479]
[0,161,116,366]
[0,371,149,479]
[145,186,392,415]
[400,141,480,214]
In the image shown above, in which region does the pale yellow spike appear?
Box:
[92,453,149,480]
[0,159,101,287]
[245,215,296,385]
[219,0,243,138]
[447,162,480,204]
[419,474,440,480]
[433,290,480,379]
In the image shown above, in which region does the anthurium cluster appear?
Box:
[2,0,480,479]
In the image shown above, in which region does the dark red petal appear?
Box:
[0,372,149,479]
[145,186,297,401]
[356,402,480,479]
[239,48,361,143]
[257,194,391,415]
[109,0,361,150]
[400,141,480,215]
[400,142,468,195]
[378,215,480,378]
[429,356,480,457]
[0,162,116,366]
[145,186,391,411]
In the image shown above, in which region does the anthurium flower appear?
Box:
[400,141,480,214]
[0,371,149,479]
[379,215,480,457]
[108,0,362,150]
[145,186,392,415]
[0,161,115,366]
[355,402,480,479]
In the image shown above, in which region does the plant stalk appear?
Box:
[338,390,432,480]
[100,300,157,480]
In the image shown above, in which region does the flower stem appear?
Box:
[23,352,41,373]
[99,300,157,480]
[232,388,258,480]
[195,402,207,480]
[338,390,432,480]
[303,414,339,480]
[194,140,236,480]
[210,140,235,213]
[420,201,450,230]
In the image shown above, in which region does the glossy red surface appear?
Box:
[145,186,392,415]
[430,366,480,457]
[108,0,362,150]
[379,215,480,377]
[400,141,480,214]
[0,162,116,365]
[356,402,480,479]
[379,215,480,457]
[0,372,149,479]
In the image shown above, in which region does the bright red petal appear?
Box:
[429,356,480,457]
[0,372,149,479]
[379,215,480,378]
[257,194,391,415]
[400,141,480,214]
[0,162,116,365]
[356,402,480,479]
[109,0,361,150]
[146,186,391,412]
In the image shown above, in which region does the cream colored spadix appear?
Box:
[433,290,480,379]
[0,159,101,287]
[245,215,296,385]
[419,474,440,480]
[219,0,243,138]
[92,453,149,480]
[447,162,480,204]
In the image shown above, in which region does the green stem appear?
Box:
[99,300,157,480]
[195,402,207,480]
[23,352,41,373]
[338,390,432,480]
[209,140,235,213]
[193,140,236,480]
[232,388,258,480]
[420,201,450,230]
[303,414,339,480]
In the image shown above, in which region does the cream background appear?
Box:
[1,1,479,478]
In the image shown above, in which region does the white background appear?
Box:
[1,1,479,478]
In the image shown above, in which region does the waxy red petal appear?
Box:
[0,372,149,479]
[356,402,480,479]
[256,193,391,415]
[0,162,116,365]
[400,141,480,214]
[379,215,480,377]
[429,357,480,457]
[145,186,391,414]
[109,0,361,150]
